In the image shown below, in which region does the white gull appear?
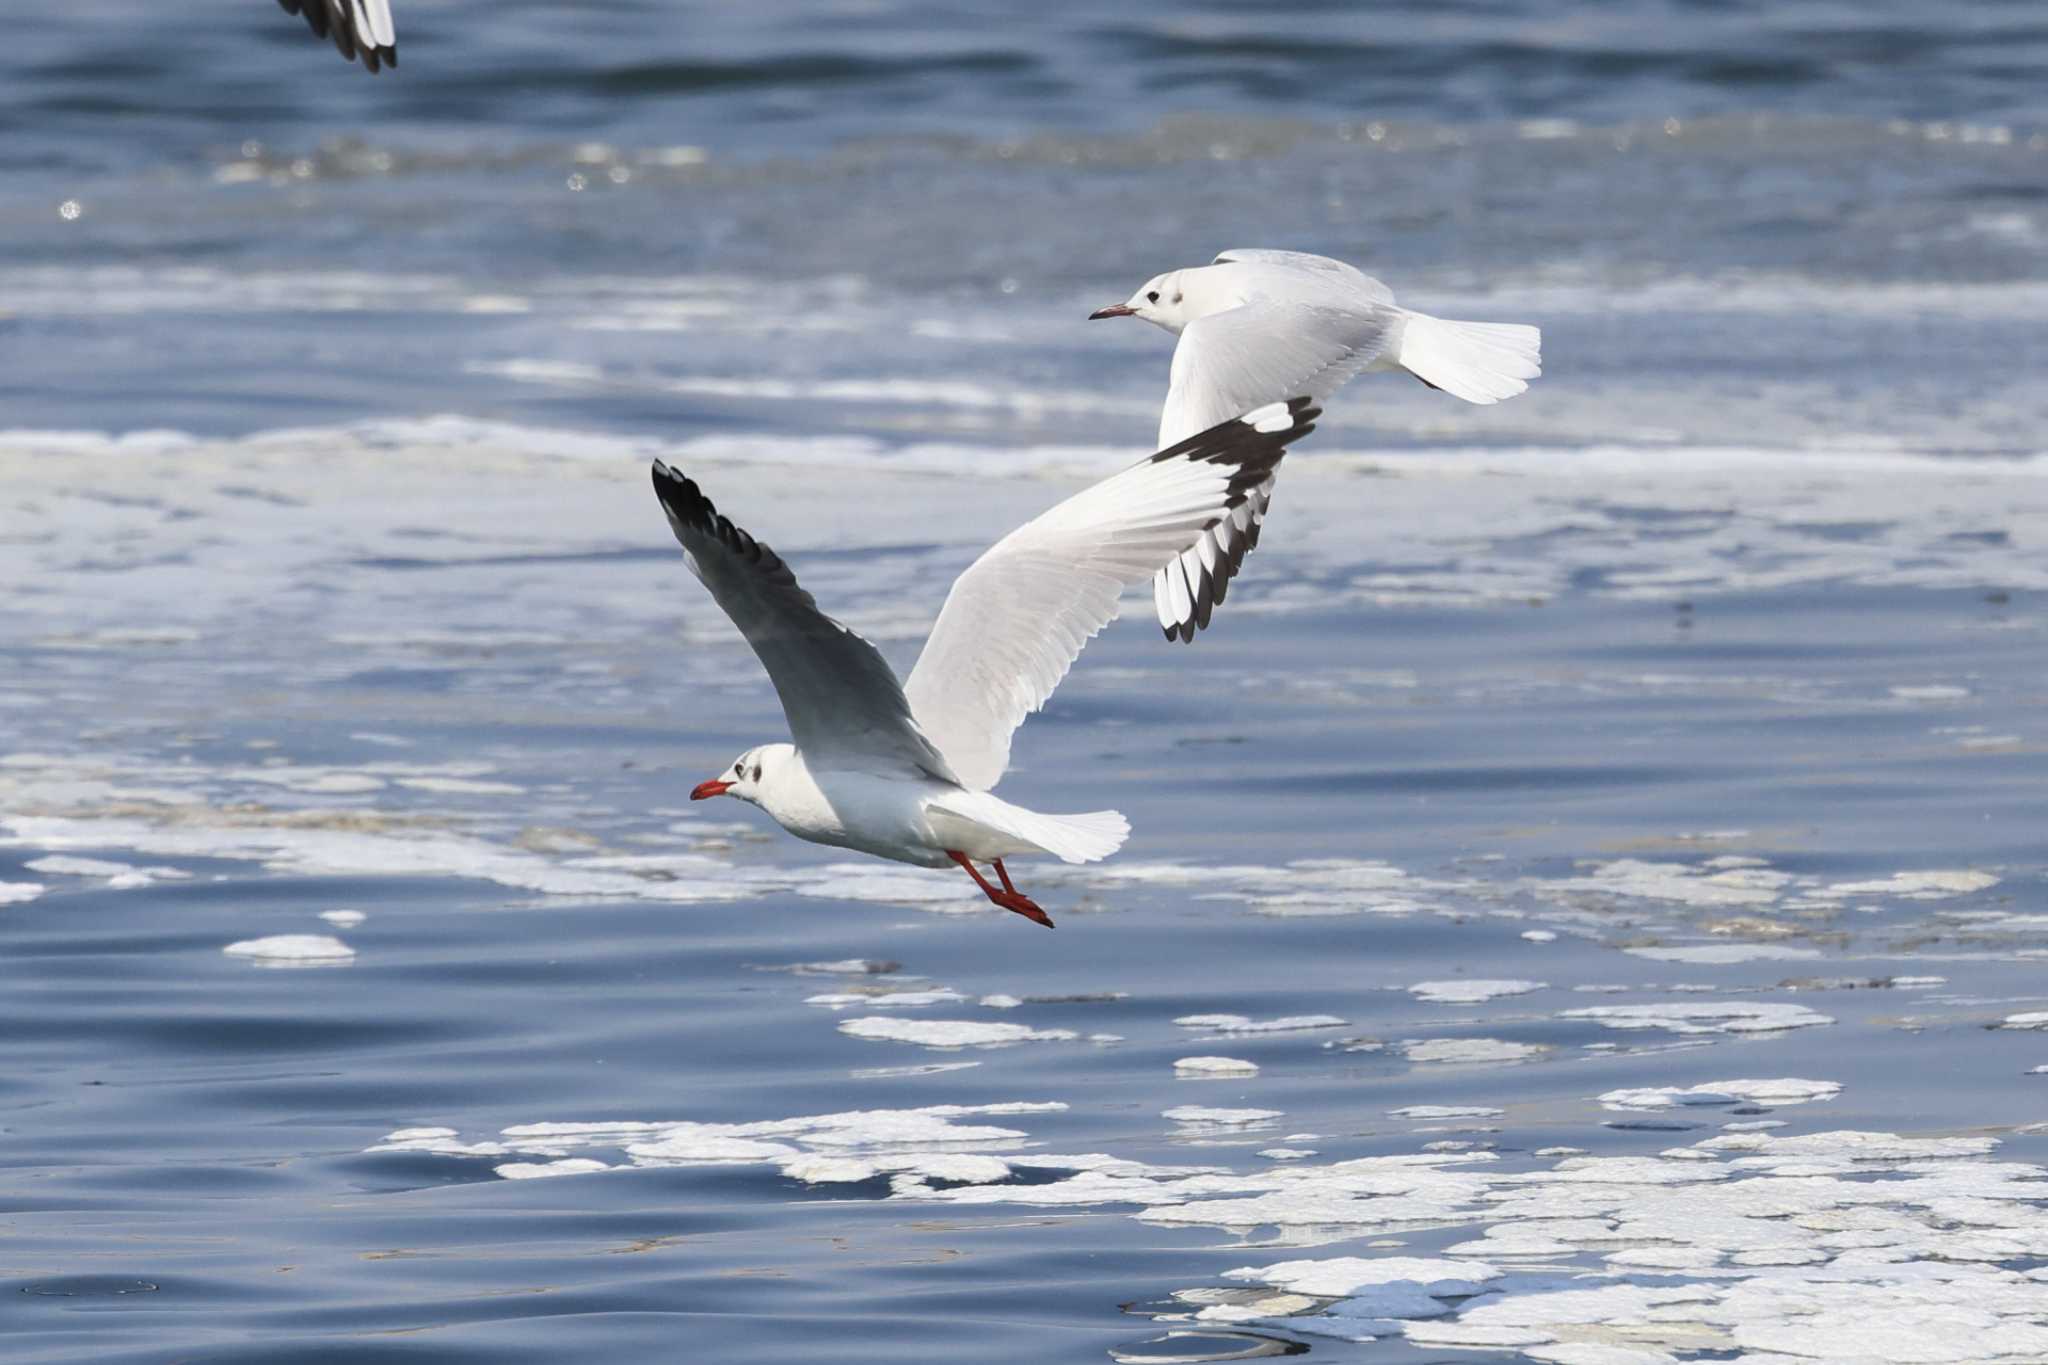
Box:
[1092,248,1542,640]
[656,399,1320,927]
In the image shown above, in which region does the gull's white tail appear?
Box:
[933,792,1131,865]
[1021,808,1131,864]
[1395,313,1542,405]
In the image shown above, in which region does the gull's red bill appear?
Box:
[691,779,732,800]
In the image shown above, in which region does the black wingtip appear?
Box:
[1150,399,1316,645]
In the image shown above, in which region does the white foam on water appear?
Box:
[1411,979,1547,1005]
[1598,1079,1842,1112]
[1174,1057,1261,1078]
[1562,1002,1835,1035]
[222,934,355,966]
[837,1017,1079,1048]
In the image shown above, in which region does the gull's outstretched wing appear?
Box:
[278,0,397,72]
[652,462,959,783]
[903,400,1319,791]
[1145,252,1400,642]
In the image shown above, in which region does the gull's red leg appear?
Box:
[947,851,1055,929]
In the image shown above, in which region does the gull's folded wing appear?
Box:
[652,462,959,783]
[278,0,397,72]
[903,400,1319,790]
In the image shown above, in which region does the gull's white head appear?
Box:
[691,743,794,806]
[1089,269,1208,335]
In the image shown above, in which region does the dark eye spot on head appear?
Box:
[1146,290,1160,304]
[750,764,762,782]
[1173,293,1183,304]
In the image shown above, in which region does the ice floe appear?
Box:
[372,1101,1073,1189]
[319,909,366,928]
[1410,979,1547,1005]
[0,881,44,904]
[803,989,967,1010]
[1402,1038,1551,1066]
[1389,1105,1504,1120]
[1165,1106,1284,1129]
[222,933,355,966]
[1175,1056,1261,1078]
[836,1017,1078,1048]
[1175,1013,1348,1034]
[1561,1002,1834,1035]
[1597,1079,1842,1111]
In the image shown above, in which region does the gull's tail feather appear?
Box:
[1016,808,1130,864]
[932,793,1131,865]
[1396,313,1542,405]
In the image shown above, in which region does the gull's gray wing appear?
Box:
[652,462,959,783]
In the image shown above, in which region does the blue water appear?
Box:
[4,4,2048,1362]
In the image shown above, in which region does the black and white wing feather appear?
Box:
[651,462,960,784]
[278,0,397,72]
[902,400,1318,790]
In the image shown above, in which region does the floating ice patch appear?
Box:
[1522,930,1559,943]
[978,993,1023,1009]
[1410,979,1546,1005]
[1175,1013,1348,1034]
[836,1017,1078,1048]
[495,1158,612,1180]
[1561,1002,1834,1035]
[1389,1105,1503,1120]
[1261,1149,1317,1161]
[1890,684,1971,700]
[1999,1012,2048,1030]
[319,909,366,928]
[372,1101,1070,1190]
[1626,942,1825,964]
[1401,1038,1550,1066]
[804,989,967,1010]
[0,881,45,904]
[1598,1078,1842,1111]
[222,934,355,966]
[1533,858,1792,909]
[1814,870,2000,900]
[1165,1106,1284,1128]
[1175,1057,1261,1078]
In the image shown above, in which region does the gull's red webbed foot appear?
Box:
[948,851,1056,929]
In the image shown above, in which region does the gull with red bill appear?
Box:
[1093,248,1542,641]
[656,399,1320,927]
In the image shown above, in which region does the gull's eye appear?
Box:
[1146,290,1160,304]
